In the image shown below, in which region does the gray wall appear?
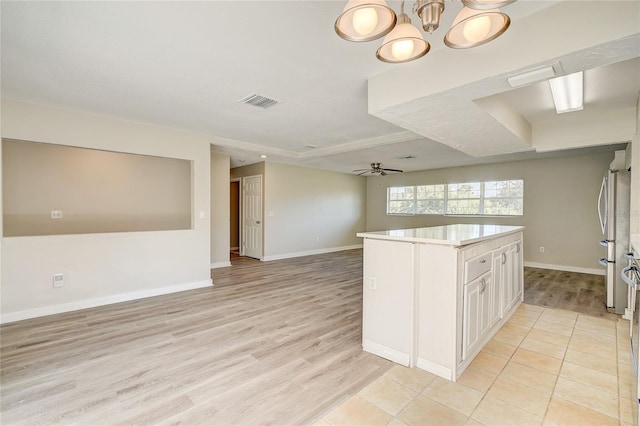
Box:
[366,151,616,271]
[1,99,212,321]
[211,152,230,267]
[264,162,366,259]
[230,161,367,260]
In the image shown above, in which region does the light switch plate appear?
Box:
[53,273,64,288]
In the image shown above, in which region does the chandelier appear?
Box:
[335,0,515,63]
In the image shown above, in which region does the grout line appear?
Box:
[322,304,626,426]
[539,306,573,424]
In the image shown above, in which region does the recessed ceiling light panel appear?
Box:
[549,71,584,114]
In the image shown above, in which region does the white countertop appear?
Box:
[357,224,525,247]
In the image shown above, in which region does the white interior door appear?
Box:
[242,175,262,259]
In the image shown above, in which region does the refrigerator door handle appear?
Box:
[599,258,612,267]
[621,266,638,289]
[597,176,607,235]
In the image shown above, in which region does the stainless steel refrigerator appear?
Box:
[598,162,631,315]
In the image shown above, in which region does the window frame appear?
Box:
[386,179,524,217]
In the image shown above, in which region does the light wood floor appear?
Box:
[0,250,619,425]
[0,249,392,425]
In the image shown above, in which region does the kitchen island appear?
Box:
[356,224,524,381]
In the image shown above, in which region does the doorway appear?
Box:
[230,179,240,257]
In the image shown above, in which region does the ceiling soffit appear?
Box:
[367,1,640,157]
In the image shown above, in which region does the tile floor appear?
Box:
[314,303,637,426]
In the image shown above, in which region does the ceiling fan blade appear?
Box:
[356,171,371,176]
[380,171,387,176]
[381,168,403,173]
[352,169,371,172]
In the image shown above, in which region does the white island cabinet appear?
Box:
[356,224,524,381]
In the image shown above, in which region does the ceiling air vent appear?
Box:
[238,93,279,109]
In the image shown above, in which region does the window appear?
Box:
[387,179,523,216]
[387,184,445,215]
[483,180,524,216]
[446,182,481,215]
[417,184,446,214]
[387,186,415,214]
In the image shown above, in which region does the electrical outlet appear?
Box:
[539,246,545,253]
[315,236,320,242]
[50,210,63,219]
[53,273,64,288]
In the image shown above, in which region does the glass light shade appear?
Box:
[444,7,510,48]
[462,0,516,11]
[335,0,397,42]
[376,15,430,63]
[549,71,584,114]
[353,8,379,35]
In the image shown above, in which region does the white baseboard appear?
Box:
[0,279,213,324]
[524,261,604,276]
[262,244,363,262]
[363,339,410,366]
[416,358,452,381]
[211,261,232,269]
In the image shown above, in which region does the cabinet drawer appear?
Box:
[464,252,492,283]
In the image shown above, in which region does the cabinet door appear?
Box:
[496,246,512,315]
[490,251,503,325]
[463,278,480,360]
[479,274,492,337]
[509,241,523,307]
[463,272,492,360]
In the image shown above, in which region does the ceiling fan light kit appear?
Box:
[335,0,515,63]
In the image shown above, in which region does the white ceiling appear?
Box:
[2,1,639,174]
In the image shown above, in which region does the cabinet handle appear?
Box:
[502,253,507,265]
[480,259,486,264]
[516,243,520,253]
[480,278,486,293]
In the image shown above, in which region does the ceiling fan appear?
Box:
[353,162,404,176]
